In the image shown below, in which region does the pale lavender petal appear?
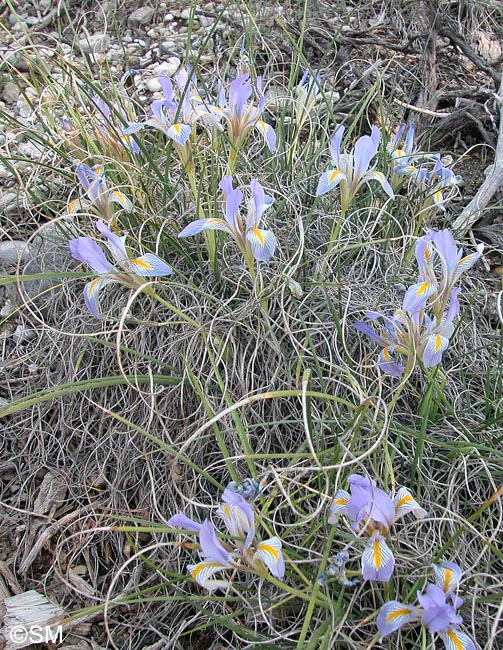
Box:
[364,170,395,199]
[128,253,173,277]
[223,186,243,233]
[166,512,202,532]
[199,520,231,565]
[83,276,114,319]
[353,130,379,180]
[418,584,463,633]
[432,229,459,276]
[178,218,231,238]
[69,237,114,274]
[254,120,276,152]
[246,228,276,263]
[329,126,345,167]
[166,122,192,145]
[433,561,463,594]
[377,601,420,637]
[254,536,285,579]
[439,628,476,650]
[361,535,395,581]
[402,280,437,313]
[422,333,450,367]
[316,169,346,196]
[96,220,128,264]
[378,348,405,376]
[354,320,385,345]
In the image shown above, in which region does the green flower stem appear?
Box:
[296,525,337,649]
[187,167,217,273]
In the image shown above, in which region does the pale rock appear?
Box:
[147,78,163,92]
[2,81,20,104]
[13,324,37,343]
[160,39,177,53]
[78,33,110,54]
[128,7,155,27]
[164,13,174,22]
[180,8,192,19]
[153,57,181,77]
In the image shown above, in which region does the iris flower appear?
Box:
[91,95,140,155]
[355,229,483,375]
[396,154,462,212]
[67,164,133,219]
[68,220,172,318]
[217,73,276,155]
[178,176,276,264]
[377,561,475,650]
[316,125,394,212]
[167,487,285,592]
[329,474,426,581]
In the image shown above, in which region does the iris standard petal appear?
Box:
[254,536,285,579]
[69,237,114,275]
[246,228,276,263]
[353,130,379,180]
[439,628,476,650]
[178,218,231,238]
[418,584,463,633]
[96,223,128,267]
[128,253,173,277]
[166,512,202,532]
[361,535,395,581]
[316,169,346,196]
[376,601,420,637]
[354,320,386,345]
[393,487,427,521]
[329,126,345,166]
[199,520,231,565]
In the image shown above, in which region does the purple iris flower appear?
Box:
[217,73,276,153]
[377,561,475,650]
[91,95,140,154]
[168,484,286,591]
[316,125,394,211]
[178,176,276,264]
[355,229,483,375]
[68,219,172,318]
[329,474,426,582]
[67,164,133,220]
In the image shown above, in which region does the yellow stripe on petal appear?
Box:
[131,258,154,270]
[417,281,431,295]
[257,543,279,560]
[173,124,181,134]
[397,494,413,509]
[445,630,464,650]
[251,228,264,245]
[372,538,382,568]
[191,562,223,580]
[329,170,342,183]
[67,198,82,214]
[387,607,415,623]
[87,277,101,297]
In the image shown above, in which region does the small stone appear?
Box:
[205,2,215,10]
[2,81,20,104]
[16,95,34,119]
[128,7,155,27]
[153,57,181,77]
[147,78,162,92]
[13,324,37,343]
[160,40,176,53]
[147,28,156,38]
[180,8,191,19]
[164,13,174,22]
[3,50,30,72]
[78,33,110,54]
[0,241,30,266]
[199,15,214,27]
[0,300,13,317]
